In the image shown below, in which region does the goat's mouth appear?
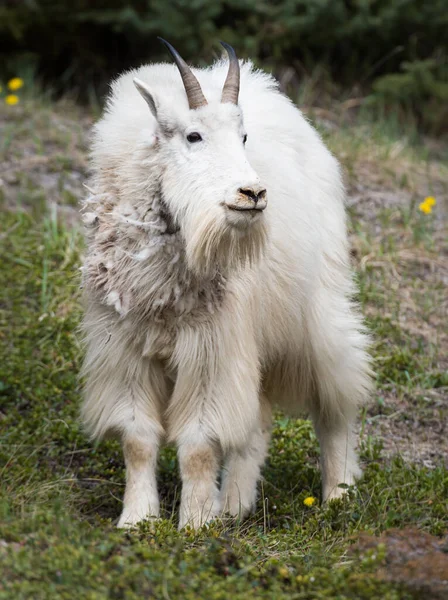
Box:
[223,189,267,215]
[224,196,267,214]
[226,205,265,213]
[223,201,266,231]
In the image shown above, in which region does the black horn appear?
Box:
[220,42,240,105]
[158,37,208,110]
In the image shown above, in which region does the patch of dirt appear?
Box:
[359,390,448,469]
[351,527,448,599]
[346,157,447,467]
[0,102,92,227]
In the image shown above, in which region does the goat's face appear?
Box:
[159,102,266,231]
[134,41,268,276]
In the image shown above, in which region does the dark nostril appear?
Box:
[239,188,266,203]
[239,188,257,202]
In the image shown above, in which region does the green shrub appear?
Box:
[370,57,448,134]
[1,1,446,85]
[0,1,447,132]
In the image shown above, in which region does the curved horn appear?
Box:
[158,37,207,110]
[220,42,240,105]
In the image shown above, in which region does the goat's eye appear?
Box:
[187,132,202,143]
[243,134,248,144]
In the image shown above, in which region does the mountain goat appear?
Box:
[80,39,372,530]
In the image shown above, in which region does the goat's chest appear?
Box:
[88,224,227,361]
[137,274,227,364]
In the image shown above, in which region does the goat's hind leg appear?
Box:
[307,293,372,502]
[312,411,362,502]
[220,398,272,519]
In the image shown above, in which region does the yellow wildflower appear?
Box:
[303,496,316,507]
[5,95,19,106]
[419,202,431,214]
[278,566,289,578]
[7,77,24,91]
[419,196,436,215]
[0,85,2,93]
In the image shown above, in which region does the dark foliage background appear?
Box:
[1,0,447,131]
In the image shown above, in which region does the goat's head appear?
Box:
[133,39,267,276]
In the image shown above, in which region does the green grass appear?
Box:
[1,210,447,599]
[1,97,447,598]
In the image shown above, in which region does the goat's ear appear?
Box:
[134,77,158,119]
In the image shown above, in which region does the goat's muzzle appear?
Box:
[226,187,267,212]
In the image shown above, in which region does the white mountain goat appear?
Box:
[80,39,372,530]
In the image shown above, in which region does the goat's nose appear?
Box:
[238,187,267,205]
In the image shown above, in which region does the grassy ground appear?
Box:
[0,93,447,599]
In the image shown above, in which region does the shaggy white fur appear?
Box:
[80,52,372,530]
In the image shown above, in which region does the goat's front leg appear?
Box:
[170,313,260,530]
[177,431,221,530]
[82,306,169,529]
[115,361,167,528]
[117,430,160,528]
